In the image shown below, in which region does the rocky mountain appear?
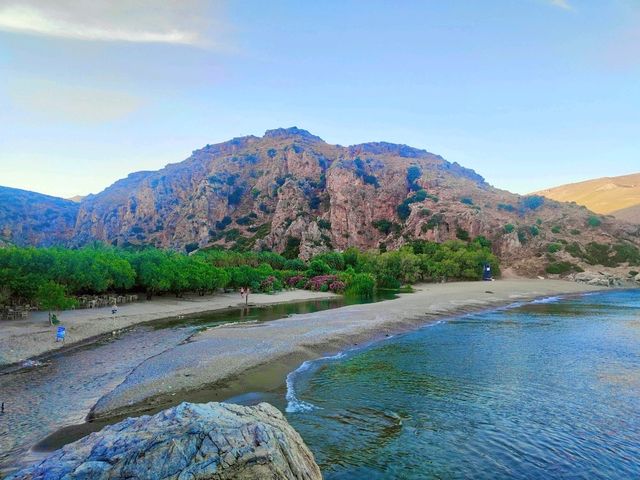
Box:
[0,186,79,246]
[537,172,640,221]
[1,127,639,275]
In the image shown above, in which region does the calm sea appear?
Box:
[285,290,640,479]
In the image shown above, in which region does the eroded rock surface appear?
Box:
[7,402,321,480]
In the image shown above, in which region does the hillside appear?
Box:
[0,186,79,246]
[536,173,640,219]
[1,128,639,276]
[611,204,640,223]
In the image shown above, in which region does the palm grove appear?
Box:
[0,239,499,312]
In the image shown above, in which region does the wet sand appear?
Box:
[0,289,337,368]
[89,279,602,421]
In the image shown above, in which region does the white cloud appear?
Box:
[8,78,145,123]
[0,0,225,46]
[549,0,572,10]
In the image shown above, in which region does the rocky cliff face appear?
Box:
[1,127,639,275]
[7,402,322,480]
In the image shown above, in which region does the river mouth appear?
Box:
[0,291,398,475]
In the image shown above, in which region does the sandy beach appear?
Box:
[0,289,338,368]
[88,279,603,420]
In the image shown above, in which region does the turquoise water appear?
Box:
[285,290,640,479]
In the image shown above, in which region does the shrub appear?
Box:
[344,273,376,298]
[497,203,516,212]
[545,262,583,275]
[503,224,515,234]
[373,219,393,234]
[317,219,331,230]
[551,225,561,234]
[547,243,562,253]
[460,197,474,206]
[521,195,544,210]
[456,227,470,241]
[587,215,602,227]
[215,216,232,230]
[282,237,301,259]
[407,166,422,191]
[529,225,540,236]
[307,259,332,277]
[185,243,199,254]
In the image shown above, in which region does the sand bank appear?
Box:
[0,289,337,368]
[90,279,601,420]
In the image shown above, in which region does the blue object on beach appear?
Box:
[56,326,66,341]
[482,263,492,281]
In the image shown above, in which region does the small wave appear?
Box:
[285,352,346,413]
[530,296,562,304]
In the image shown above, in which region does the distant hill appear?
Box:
[536,173,640,219]
[1,128,639,276]
[0,186,79,246]
[612,204,640,223]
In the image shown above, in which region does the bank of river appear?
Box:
[0,294,384,476]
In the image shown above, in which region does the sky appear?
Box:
[0,0,639,198]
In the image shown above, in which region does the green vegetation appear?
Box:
[497,203,516,212]
[521,195,544,211]
[564,241,640,267]
[587,215,602,227]
[460,197,474,206]
[406,166,422,192]
[353,158,379,187]
[547,243,562,253]
[503,223,515,234]
[529,225,540,237]
[397,189,429,221]
[551,225,561,234]
[0,239,500,310]
[545,261,583,275]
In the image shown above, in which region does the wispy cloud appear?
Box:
[549,0,572,10]
[0,0,226,47]
[8,78,145,123]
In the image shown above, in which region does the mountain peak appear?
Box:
[263,127,323,142]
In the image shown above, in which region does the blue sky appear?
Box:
[0,0,638,198]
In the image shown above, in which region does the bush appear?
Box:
[551,225,561,234]
[545,262,583,275]
[373,219,393,234]
[587,215,602,227]
[504,224,515,234]
[456,227,470,241]
[521,195,544,210]
[307,259,332,277]
[547,243,562,253]
[460,197,474,205]
[317,219,331,230]
[344,273,375,298]
[529,226,540,236]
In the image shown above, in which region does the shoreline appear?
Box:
[87,279,605,422]
[0,289,339,370]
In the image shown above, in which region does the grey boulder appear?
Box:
[8,402,321,480]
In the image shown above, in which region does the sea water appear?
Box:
[285,290,640,479]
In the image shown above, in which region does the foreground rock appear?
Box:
[8,402,321,480]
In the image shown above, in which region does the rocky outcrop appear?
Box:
[7,402,321,480]
[1,127,639,275]
[570,271,625,287]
